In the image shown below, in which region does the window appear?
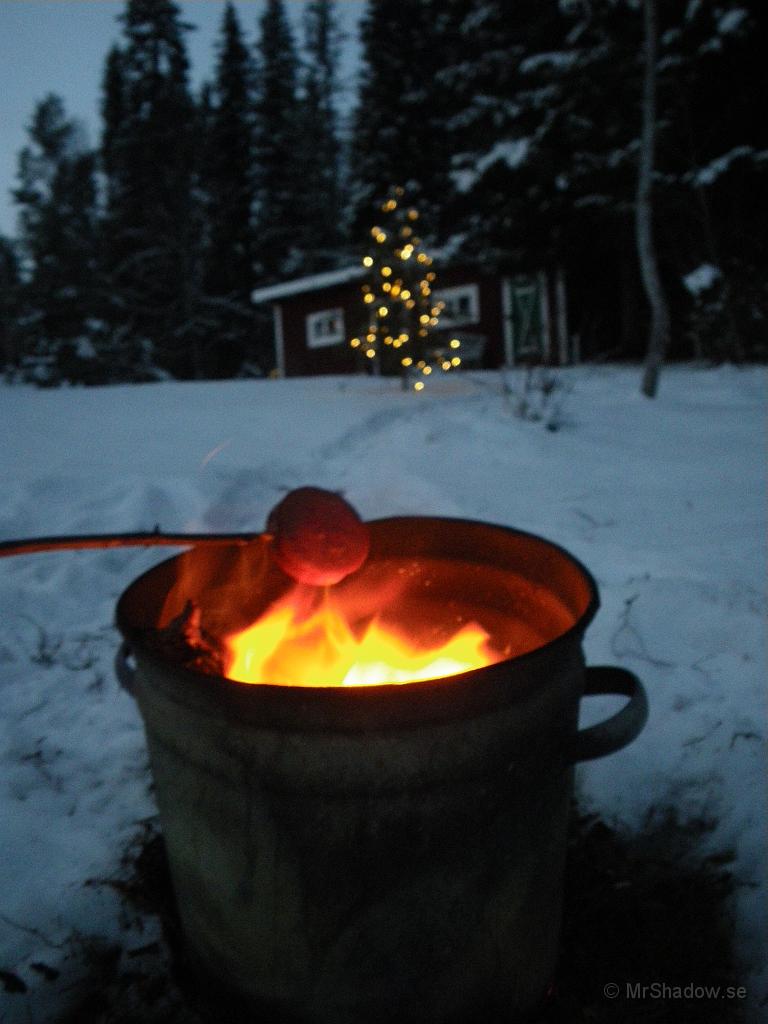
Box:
[434,284,480,326]
[306,308,345,348]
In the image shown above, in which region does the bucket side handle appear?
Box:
[115,641,136,697]
[570,666,648,762]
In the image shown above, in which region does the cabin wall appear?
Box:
[271,265,572,376]
[278,281,360,377]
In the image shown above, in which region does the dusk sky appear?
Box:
[0,0,365,239]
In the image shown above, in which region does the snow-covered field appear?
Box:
[0,365,765,1020]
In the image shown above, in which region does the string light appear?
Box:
[350,187,458,389]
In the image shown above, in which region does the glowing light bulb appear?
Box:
[451,356,461,366]
[401,290,411,300]
[419,314,430,325]
[408,210,419,221]
[364,293,375,304]
[366,349,376,359]
[423,365,432,375]
[449,338,461,349]
[376,232,387,243]
[414,381,424,391]
[381,266,392,277]
[350,337,361,348]
[442,360,451,370]
[378,305,388,317]
[402,356,413,366]
[363,255,374,267]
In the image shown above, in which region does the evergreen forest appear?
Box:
[1,0,764,386]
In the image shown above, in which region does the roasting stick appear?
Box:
[0,531,268,559]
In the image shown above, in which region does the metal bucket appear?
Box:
[116,517,647,1024]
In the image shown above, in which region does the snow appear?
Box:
[683,262,720,295]
[251,265,365,304]
[0,366,765,1019]
[690,145,755,186]
[451,138,530,193]
[519,51,576,74]
[718,8,748,34]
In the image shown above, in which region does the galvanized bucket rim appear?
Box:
[115,516,600,732]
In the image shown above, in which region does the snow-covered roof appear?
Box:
[251,266,365,304]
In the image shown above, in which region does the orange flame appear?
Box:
[225,590,497,687]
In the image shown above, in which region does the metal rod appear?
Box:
[0,531,264,559]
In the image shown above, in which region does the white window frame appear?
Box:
[434,284,480,326]
[306,307,345,349]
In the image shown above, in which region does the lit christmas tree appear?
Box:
[349,187,461,390]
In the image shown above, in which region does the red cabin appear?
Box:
[251,264,574,377]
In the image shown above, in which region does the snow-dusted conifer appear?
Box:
[350,0,458,243]
[13,95,100,384]
[295,0,347,270]
[100,0,199,378]
[252,0,304,282]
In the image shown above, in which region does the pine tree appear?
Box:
[252,0,303,282]
[203,3,255,303]
[198,2,259,375]
[295,0,346,269]
[656,0,767,361]
[349,187,462,390]
[13,94,100,384]
[350,0,458,243]
[443,1,647,358]
[101,0,200,378]
[0,237,22,373]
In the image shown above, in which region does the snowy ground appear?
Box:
[0,365,765,1020]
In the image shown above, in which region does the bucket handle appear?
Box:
[115,641,136,697]
[570,666,648,762]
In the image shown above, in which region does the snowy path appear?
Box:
[0,366,765,1020]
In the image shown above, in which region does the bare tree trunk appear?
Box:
[636,0,671,398]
